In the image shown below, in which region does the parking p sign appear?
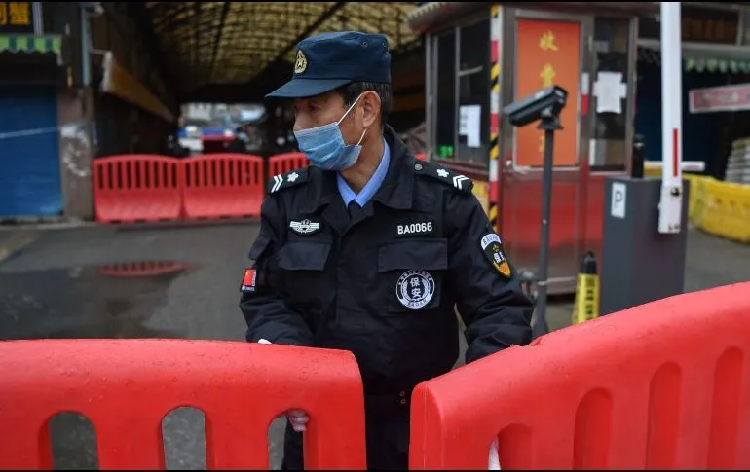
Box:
[611,182,626,219]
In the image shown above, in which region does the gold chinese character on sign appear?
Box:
[538,135,545,153]
[539,30,558,51]
[0,3,8,25]
[540,63,556,88]
[9,2,29,25]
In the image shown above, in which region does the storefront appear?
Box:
[0,1,66,218]
[408,2,654,294]
[96,50,175,157]
[635,3,750,181]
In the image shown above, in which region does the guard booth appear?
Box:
[407,2,658,294]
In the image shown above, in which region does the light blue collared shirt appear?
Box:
[337,138,391,207]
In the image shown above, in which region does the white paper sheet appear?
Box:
[459,106,470,136]
[593,71,627,114]
[459,104,482,148]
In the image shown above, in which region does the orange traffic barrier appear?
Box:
[93,155,184,224]
[410,282,750,470]
[182,154,264,219]
[268,152,309,179]
[0,340,366,470]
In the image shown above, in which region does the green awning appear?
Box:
[0,35,61,64]
[683,57,750,73]
[638,39,750,73]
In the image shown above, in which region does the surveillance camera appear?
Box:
[503,85,568,128]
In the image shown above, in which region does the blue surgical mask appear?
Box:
[294,96,367,171]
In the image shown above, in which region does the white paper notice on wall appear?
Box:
[593,71,627,114]
[459,104,482,148]
[611,182,627,219]
[459,107,469,136]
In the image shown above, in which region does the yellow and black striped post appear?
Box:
[572,251,600,324]
[489,4,502,231]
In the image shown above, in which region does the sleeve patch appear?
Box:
[480,233,511,278]
[240,268,258,293]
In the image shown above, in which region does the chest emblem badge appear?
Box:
[395,270,435,310]
[289,219,321,236]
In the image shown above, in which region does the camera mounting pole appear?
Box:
[502,85,568,340]
[533,110,562,340]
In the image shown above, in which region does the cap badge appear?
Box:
[294,50,307,75]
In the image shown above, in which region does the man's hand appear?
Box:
[256,339,311,432]
[285,409,310,432]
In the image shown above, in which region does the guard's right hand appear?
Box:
[284,409,310,432]
[257,339,310,432]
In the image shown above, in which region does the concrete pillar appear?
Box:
[56,87,95,221]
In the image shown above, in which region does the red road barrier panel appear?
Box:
[268,152,309,179]
[410,282,750,470]
[97,260,190,277]
[93,155,184,224]
[0,339,366,470]
[182,154,264,219]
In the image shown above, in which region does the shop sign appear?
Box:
[514,19,580,167]
[0,2,36,34]
[100,51,174,123]
[689,84,750,114]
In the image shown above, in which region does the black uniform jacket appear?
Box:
[240,127,533,398]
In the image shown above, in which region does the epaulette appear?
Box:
[413,160,473,193]
[268,166,310,195]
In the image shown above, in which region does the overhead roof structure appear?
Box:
[141,2,423,101]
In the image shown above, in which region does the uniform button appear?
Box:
[414,163,423,171]
[398,390,406,397]
[399,399,407,405]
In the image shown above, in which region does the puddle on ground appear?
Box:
[0,261,195,341]
[0,260,219,470]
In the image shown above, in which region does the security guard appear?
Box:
[240,31,533,470]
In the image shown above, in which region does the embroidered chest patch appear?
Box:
[289,218,321,236]
[395,270,435,309]
[395,220,435,237]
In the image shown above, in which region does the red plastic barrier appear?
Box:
[0,340,366,470]
[268,152,309,178]
[182,154,264,219]
[410,282,750,470]
[97,261,189,277]
[93,155,184,223]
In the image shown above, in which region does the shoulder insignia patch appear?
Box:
[413,161,473,193]
[268,166,310,194]
[480,233,512,278]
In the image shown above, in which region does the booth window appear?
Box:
[590,17,630,171]
[435,31,456,160]
[457,17,490,165]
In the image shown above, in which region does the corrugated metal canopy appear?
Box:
[144,2,423,94]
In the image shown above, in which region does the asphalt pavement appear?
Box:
[0,222,748,469]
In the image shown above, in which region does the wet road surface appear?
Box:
[1,222,748,469]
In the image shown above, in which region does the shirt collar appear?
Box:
[299,127,414,215]
[336,137,391,207]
